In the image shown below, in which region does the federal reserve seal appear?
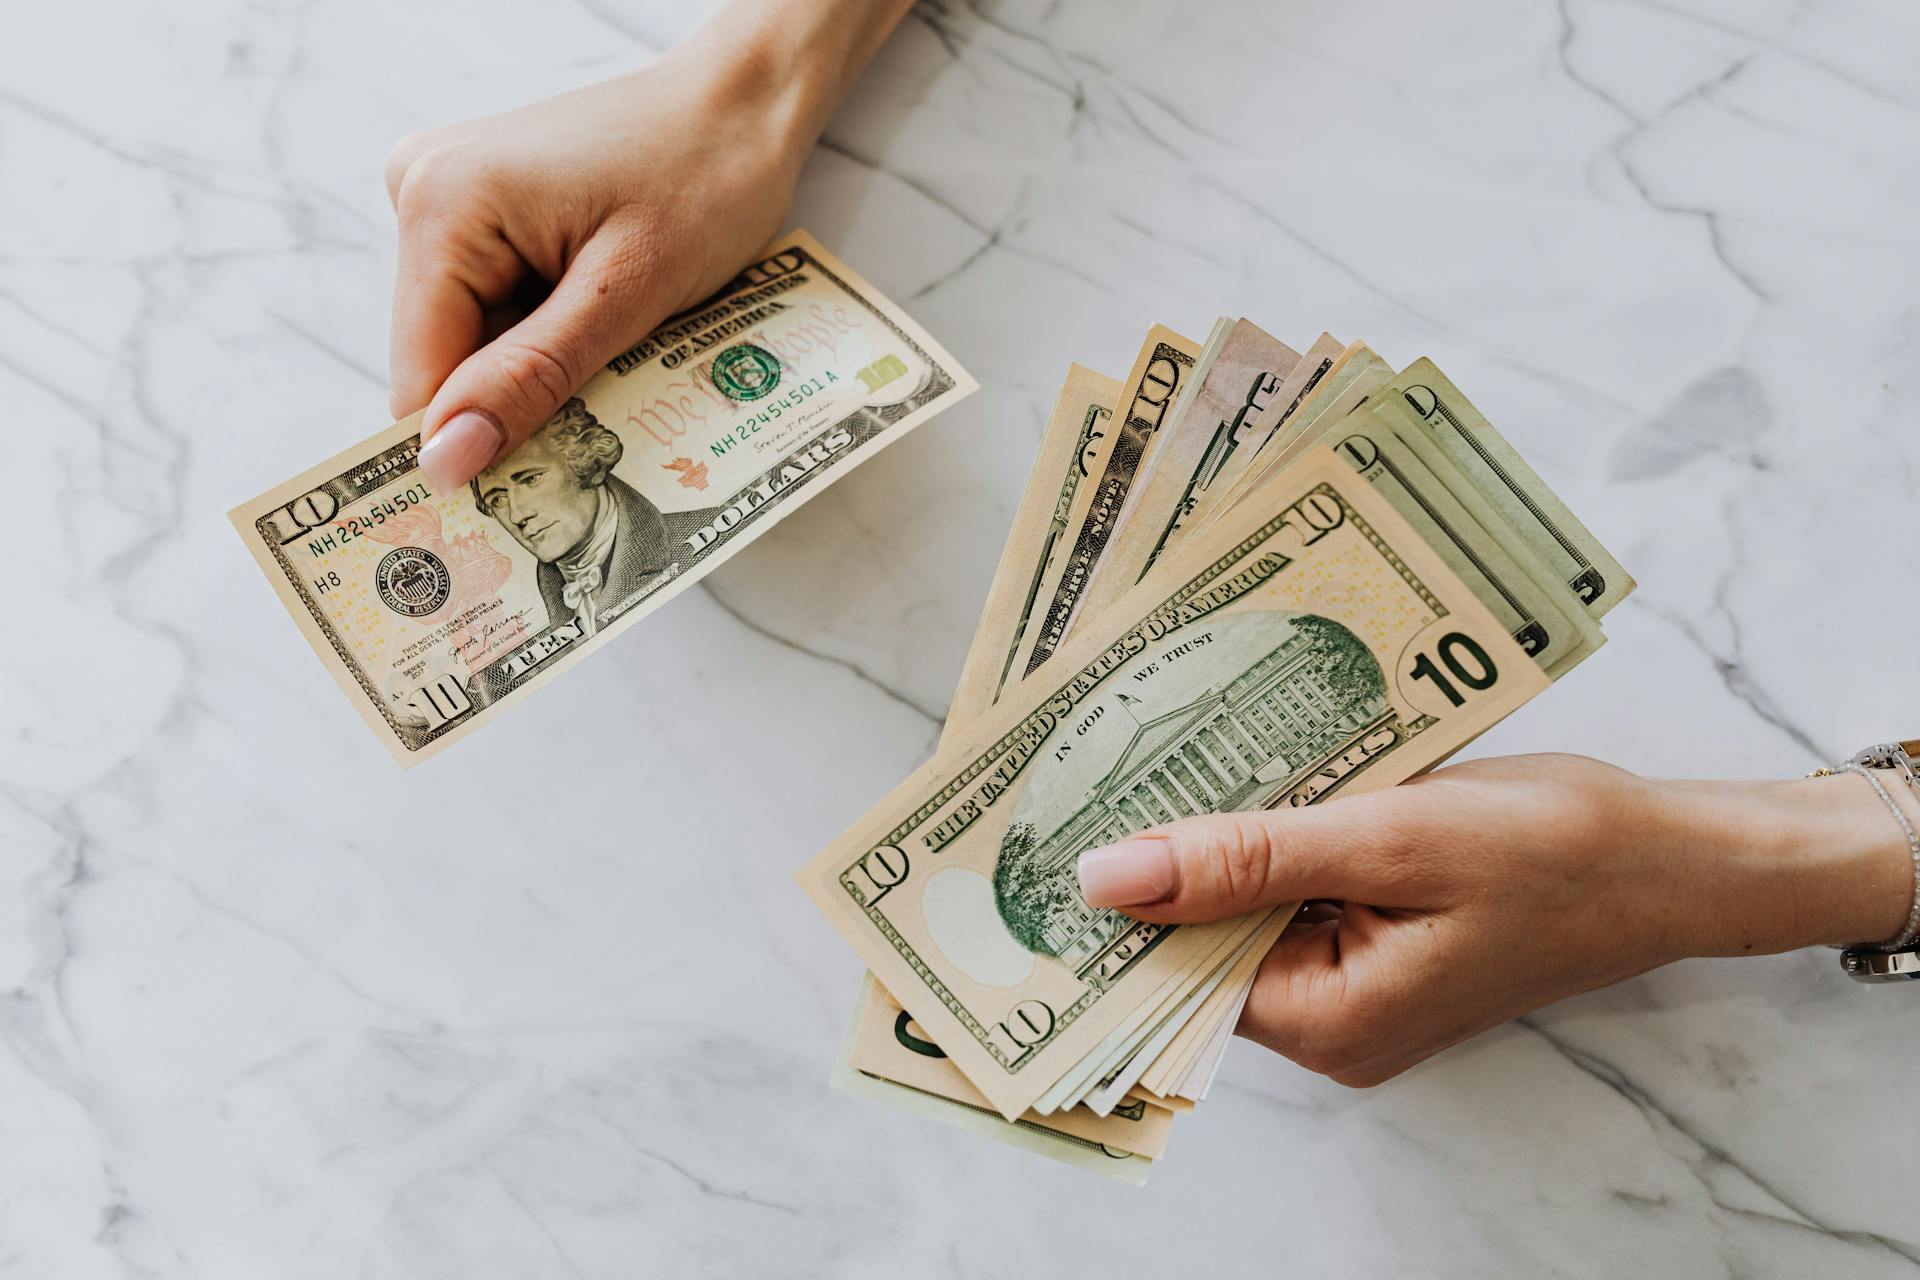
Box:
[711,343,782,402]
[374,546,452,617]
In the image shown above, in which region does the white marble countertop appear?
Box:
[5,1,1919,1275]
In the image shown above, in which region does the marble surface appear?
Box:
[4,0,1918,1275]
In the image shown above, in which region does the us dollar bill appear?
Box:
[861,367,1125,1165]
[1224,345,1392,505]
[943,365,1120,731]
[1177,343,1392,555]
[1071,342,1382,683]
[1073,318,1302,622]
[1219,345,1394,512]
[864,370,1146,1160]
[831,976,1156,1184]
[798,447,1549,1120]
[1068,910,1288,1116]
[1328,408,1603,675]
[1032,903,1274,1116]
[1040,339,1375,1094]
[1174,332,1343,540]
[843,974,1175,1159]
[230,231,977,764]
[1010,325,1202,679]
[1139,929,1266,1099]
[1189,356,1608,677]
[1086,316,1232,571]
[1379,359,1633,617]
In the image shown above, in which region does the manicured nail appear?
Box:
[1077,836,1178,908]
[418,410,505,493]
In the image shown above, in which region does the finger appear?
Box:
[416,232,658,494]
[388,187,539,421]
[388,241,490,423]
[1237,909,1416,1084]
[1075,790,1425,923]
[386,147,530,420]
[384,131,433,209]
[1234,921,1343,1062]
[1246,904,1466,1086]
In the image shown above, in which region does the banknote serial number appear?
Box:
[707,372,838,459]
[300,485,432,559]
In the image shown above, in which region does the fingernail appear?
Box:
[418,410,505,493]
[1077,836,1178,908]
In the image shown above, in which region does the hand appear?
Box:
[383,0,911,494]
[1076,754,1916,1086]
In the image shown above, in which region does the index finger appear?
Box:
[388,225,489,421]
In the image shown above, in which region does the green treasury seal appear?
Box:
[711,343,782,402]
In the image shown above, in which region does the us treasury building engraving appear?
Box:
[993,614,1388,971]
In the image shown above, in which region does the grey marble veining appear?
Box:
[2,1,1917,1275]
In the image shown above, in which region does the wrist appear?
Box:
[1644,772,1918,959]
[681,0,900,152]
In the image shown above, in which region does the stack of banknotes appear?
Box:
[802,320,1633,1183]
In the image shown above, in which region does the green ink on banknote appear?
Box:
[712,343,782,402]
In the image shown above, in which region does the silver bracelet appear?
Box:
[1809,741,1920,981]
[1836,762,1920,951]
[1807,743,1920,986]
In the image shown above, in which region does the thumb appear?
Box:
[1074,791,1419,923]
[416,234,662,494]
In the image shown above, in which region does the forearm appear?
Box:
[1645,771,1918,959]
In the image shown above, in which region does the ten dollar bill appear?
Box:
[230,231,976,764]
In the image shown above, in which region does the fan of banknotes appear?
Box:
[803,319,1634,1183]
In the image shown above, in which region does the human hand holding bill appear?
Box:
[384,0,915,493]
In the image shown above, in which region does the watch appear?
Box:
[1841,949,1920,982]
